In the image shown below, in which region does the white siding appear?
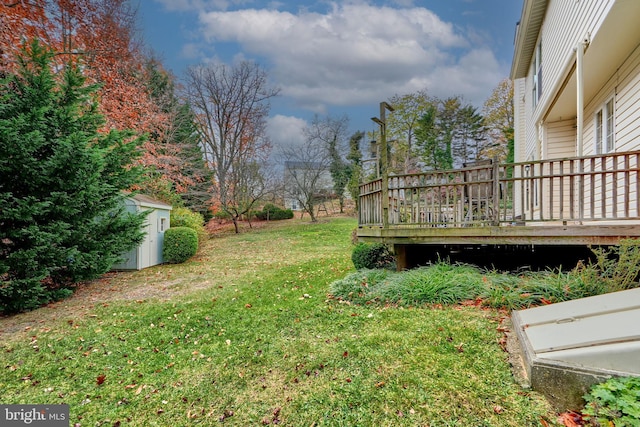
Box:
[534,0,612,120]
[513,78,527,163]
[580,39,640,155]
[615,44,640,153]
[519,0,615,161]
[544,120,576,218]
[546,120,576,159]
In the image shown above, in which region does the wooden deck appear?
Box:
[358,151,640,267]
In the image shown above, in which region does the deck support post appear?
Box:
[393,244,408,271]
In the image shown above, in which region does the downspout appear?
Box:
[576,38,588,221]
[576,38,588,156]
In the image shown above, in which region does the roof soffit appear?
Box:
[511,0,548,80]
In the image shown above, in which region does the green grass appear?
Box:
[0,217,554,426]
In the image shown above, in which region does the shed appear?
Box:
[112,194,172,270]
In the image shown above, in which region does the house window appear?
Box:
[159,217,167,232]
[532,40,542,108]
[595,98,614,154]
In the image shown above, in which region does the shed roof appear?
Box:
[128,194,173,210]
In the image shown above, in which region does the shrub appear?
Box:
[351,243,395,270]
[255,204,293,221]
[163,227,198,264]
[583,376,640,426]
[589,239,640,292]
[170,207,207,243]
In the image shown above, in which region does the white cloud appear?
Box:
[267,114,307,148]
[153,0,252,12]
[181,43,202,60]
[190,3,504,112]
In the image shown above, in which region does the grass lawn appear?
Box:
[0,217,555,426]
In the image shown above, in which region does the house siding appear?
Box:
[514,78,527,163]
[544,120,576,218]
[545,120,575,159]
[534,0,612,121]
[615,44,640,153]
[518,0,616,162]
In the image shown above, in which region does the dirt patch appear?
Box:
[0,221,240,341]
[0,270,170,340]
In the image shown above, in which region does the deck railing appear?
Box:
[358,151,640,228]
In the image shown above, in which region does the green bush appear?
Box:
[583,376,640,426]
[589,239,640,292]
[351,243,395,270]
[163,227,198,264]
[170,207,207,243]
[255,204,294,221]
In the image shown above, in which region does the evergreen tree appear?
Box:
[328,134,351,213]
[142,58,213,215]
[0,40,146,313]
[346,131,364,209]
[453,105,488,166]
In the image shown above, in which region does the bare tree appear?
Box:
[226,160,279,232]
[305,114,351,212]
[281,139,332,223]
[184,61,279,232]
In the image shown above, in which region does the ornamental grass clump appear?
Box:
[328,269,391,304]
[381,263,485,306]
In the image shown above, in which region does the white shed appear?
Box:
[112,194,172,270]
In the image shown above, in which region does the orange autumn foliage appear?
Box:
[0,0,204,201]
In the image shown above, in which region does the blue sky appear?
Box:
[136,0,522,148]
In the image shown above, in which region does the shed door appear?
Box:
[145,210,159,268]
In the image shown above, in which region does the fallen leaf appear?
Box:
[558,411,584,427]
[493,405,504,414]
[96,374,106,385]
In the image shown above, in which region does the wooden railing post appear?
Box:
[492,157,500,225]
[372,101,395,228]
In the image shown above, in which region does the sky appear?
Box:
[136,0,523,149]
